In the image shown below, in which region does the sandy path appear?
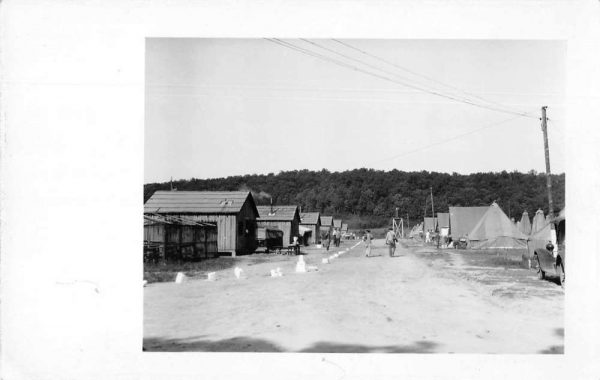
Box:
[144,239,563,353]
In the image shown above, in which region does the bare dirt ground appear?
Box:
[143,239,564,353]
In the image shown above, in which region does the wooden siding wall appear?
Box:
[150,199,258,255]
[300,223,321,245]
[320,224,332,239]
[144,223,218,260]
[315,224,320,244]
[236,199,258,254]
[159,214,236,253]
[257,221,295,245]
[291,218,299,245]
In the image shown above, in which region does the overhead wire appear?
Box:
[367,116,523,166]
[330,39,537,119]
[299,38,461,99]
[266,38,535,119]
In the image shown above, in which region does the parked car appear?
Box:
[528,209,565,287]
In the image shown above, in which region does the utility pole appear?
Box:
[430,187,435,221]
[541,106,554,219]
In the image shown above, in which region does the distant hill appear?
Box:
[144,169,565,229]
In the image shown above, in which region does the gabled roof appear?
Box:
[437,213,450,228]
[300,212,320,225]
[333,219,342,228]
[320,216,333,226]
[144,191,256,214]
[257,205,299,222]
[449,206,489,237]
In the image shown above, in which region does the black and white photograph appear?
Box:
[143,38,566,353]
[3,1,600,379]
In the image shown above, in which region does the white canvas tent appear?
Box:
[530,209,547,235]
[518,211,532,235]
[467,202,528,249]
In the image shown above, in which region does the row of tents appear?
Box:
[410,202,564,250]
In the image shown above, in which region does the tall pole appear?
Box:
[430,187,435,222]
[541,106,554,219]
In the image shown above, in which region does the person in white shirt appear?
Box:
[385,228,397,257]
[363,230,373,257]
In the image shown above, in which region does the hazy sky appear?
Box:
[145,39,565,183]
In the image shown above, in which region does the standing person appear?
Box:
[363,229,374,257]
[385,227,397,257]
[324,230,331,251]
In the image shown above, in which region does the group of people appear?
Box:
[322,228,342,251]
[363,228,398,258]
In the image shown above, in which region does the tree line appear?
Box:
[144,169,565,229]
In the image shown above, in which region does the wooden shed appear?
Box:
[143,214,218,262]
[144,191,259,256]
[333,219,343,233]
[256,205,301,245]
[320,216,333,239]
[341,223,349,233]
[299,212,321,245]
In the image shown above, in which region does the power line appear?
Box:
[331,39,537,119]
[368,116,523,166]
[266,38,534,119]
[299,38,463,100]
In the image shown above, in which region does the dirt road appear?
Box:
[144,239,564,353]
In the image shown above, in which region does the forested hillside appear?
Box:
[144,169,565,229]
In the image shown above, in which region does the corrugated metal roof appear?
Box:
[320,216,333,226]
[257,205,299,221]
[333,219,342,228]
[300,212,320,225]
[144,191,253,214]
[449,206,489,238]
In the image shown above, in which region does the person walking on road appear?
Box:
[324,231,331,251]
[385,228,397,257]
[363,230,374,257]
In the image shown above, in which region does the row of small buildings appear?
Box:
[143,190,346,258]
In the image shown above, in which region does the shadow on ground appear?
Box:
[539,345,564,354]
[143,336,284,352]
[299,340,438,353]
[143,336,438,353]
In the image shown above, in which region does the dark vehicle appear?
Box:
[528,209,565,287]
[256,227,284,253]
[456,235,469,249]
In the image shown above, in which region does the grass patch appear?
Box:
[457,249,529,269]
[144,258,240,283]
[143,253,301,283]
